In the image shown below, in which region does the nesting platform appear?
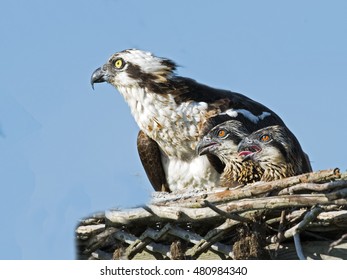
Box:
[76,168,347,260]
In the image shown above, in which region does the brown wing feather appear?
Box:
[137,130,170,192]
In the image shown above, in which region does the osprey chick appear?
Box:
[196,120,263,187]
[91,49,301,191]
[238,125,311,181]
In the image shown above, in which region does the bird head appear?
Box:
[196,120,249,162]
[238,125,292,167]
[91,49,177,90]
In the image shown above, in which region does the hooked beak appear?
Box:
[90,66,108,89]
[196,136,220,156]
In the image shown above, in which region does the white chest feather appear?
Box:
[161,154,220,191]
[118,86,209,160]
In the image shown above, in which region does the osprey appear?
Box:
[238,125,311,181]
[196,120,264,187]
[91,49,301,191]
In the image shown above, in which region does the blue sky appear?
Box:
[1,0,346,259]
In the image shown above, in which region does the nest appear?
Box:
[76,168,347,260]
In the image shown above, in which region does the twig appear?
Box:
[226,194,347,214]
[76,224,105,239]
[278,180,347,195]
[203,200,251,223]
[112,227,171,258]
[126,223,173,259]
[84,227,118,254]
[105,207,152,225]
[168,225,232,257]
[188,211,259,258]
[79,215,105,226]
[283,207,324,239]
[276,210,286,245]
[329,233,347,253]
[291,207,325,260]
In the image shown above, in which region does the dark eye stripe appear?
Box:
[271,140,288,159]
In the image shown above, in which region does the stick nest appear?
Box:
[76,168,347,260]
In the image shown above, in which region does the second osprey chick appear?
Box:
[238,125,311,181]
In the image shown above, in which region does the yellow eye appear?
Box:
[218,129,227,138]
[114,58,125,69]
[260,134,271,142]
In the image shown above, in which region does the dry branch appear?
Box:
[278,180,347,195]
[152,169,341,206]
[76,224,105,239]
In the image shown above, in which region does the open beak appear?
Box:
[238,138,261,161]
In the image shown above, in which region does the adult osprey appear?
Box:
[90,49,300,192]
[238,125,311,181]
[196,120,264,187]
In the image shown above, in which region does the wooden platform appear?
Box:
[76,169,347,260]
